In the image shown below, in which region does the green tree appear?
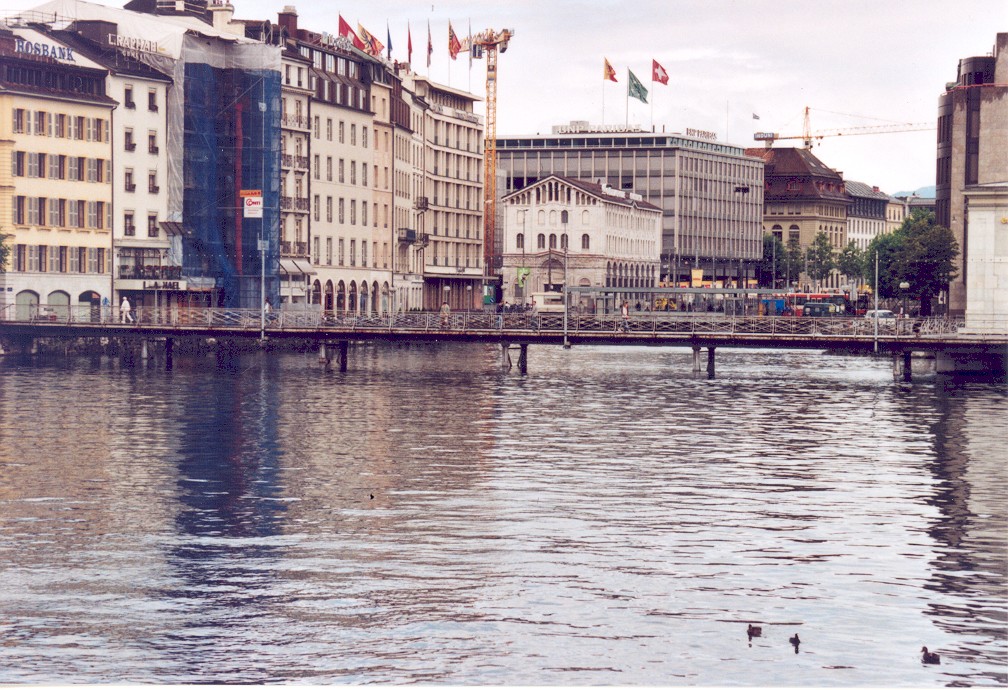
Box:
[864,230,904,299]
[837,240,864,286]
[0,233,9,272]
[804,231,835,291]
[894,210,959,316]
[760,233,785,288]
[783,236,803,290]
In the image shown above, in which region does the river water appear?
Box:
[0,343,1004,685]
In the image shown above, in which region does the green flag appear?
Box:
[517,267,530,287]
[628,68,648,104]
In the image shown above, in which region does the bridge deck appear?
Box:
[2,307,1003,356]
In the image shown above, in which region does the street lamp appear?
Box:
[899,281,910,318]
[561,210,569,348]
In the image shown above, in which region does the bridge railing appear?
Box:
[0,303,967,338]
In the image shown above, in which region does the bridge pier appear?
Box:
[692,346,702,373]
[337,341,348,372]
[141,339,149,362]
[707,347,716,379]
[165,337,174,370]
[901,350,913,382]
[318,342,329,364]
[517,343,528,375]
[501,342,512,370]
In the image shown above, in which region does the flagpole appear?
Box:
[625,68,629,127]
[650,76,654,132]
[602,78,605,126]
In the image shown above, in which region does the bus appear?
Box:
[785,292,853,316]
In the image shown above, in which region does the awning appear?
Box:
[280,258,317,276]
[159,221,185,236]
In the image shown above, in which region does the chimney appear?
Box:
[207,1,235,32]
[872,186,879,193]
[278,5,297,37]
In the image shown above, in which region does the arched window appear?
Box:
[560,233,568,250]
[581,233,590,250]
[549,233,557,249]
[582,210,590,225]
[537,233,545,250]
[516,232,524,250]
[537,209,546,225]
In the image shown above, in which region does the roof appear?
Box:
[503,174,662,213]
[845,180,891,200]
[744,146,850,204]
[49,29,173,81]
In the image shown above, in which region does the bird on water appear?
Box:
[789,633,800,652]
[747,624,762,639]
[921,647,940,665]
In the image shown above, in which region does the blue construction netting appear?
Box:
[182,63,280,309]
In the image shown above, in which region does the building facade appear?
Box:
[497,122,764,288]
[745,146,851,290]
[0,25,115,319]
[845,180,890,251]
[501,175,661,312]
[936,32,1008,317]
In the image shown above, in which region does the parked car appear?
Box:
[864,309,897,325]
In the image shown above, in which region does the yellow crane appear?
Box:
[468,28,515,276]
[754,106,933,148]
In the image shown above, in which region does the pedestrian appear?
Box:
[120,296,133,324]
[439,300,451,327]
[621,300,629,332]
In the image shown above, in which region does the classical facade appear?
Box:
[0,25,115,319]
[937,32,1008,317]
[500,175,661,311]
[745,146,851,290]
[961,183,1008,333]
[497,123,764,287]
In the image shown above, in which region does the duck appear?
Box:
[789,634,801,647]
[921,647,940,665]
[747,624,762,638]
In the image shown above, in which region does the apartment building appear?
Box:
[0,26,115,318]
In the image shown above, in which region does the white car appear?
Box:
[865,309,897,326]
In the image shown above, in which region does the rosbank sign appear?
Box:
[14,38,75,62]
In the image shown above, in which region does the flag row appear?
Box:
[603,58,669,104]
[336,15,494,68]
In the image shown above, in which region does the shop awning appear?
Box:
[280,259,317,276]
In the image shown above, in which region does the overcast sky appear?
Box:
[5,0,1004,194]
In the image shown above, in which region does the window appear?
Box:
[326,118,332,141]
[124,211,135,236]
[313,195,319,221]
[326,157,332,181]
[361,202,367,227]
[326,196,332,222]
[338,121,345,143]
[148,131,158,154]
[350,161,356,185]
[148,213,158,237]
[338,198,345,224]
[537,233,546,249]
[361,165,367,187]
[12,108,25,134]
[326,237,332,265]
[516,233,524,250]
[314,154,320,180]
[148,89,158,112]
[27,152,40,178]
[125,168,135,192]
[362,127,368,148]
[349,239,355,266]
[339,159,344,183]
[350,124,356,146]
[549,233,557,249]
[148,170,158,193]
[338,238,344,265]
[124,85,135,108]
[125,128,135,151]
[361,240,367,267]
[581,233,590,250]
[350,200,356,225]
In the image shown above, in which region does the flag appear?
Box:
[408,23,413,65]
[338,16,365,51]
[603,57,617,82]
[427,21,432,68]
[628,68,648,104]
[652,59,668,85]
[752,113,760,120]
[448,22,461,60]
[358,23,384,57]
[386,22,392,60]
[517,267,530,288]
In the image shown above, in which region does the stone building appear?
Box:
[500,174,661,312]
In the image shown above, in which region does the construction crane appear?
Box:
[754,106,934,148]
[468,28,515,279]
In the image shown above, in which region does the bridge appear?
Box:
[1,304,1004,378]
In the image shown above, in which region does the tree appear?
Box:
[895,210,958,316]
[837,240,864,286]
[864,230,904,299]
[0,233,9,273]
[760,233,785,288]
[783,236,803,290]
[804,231,835,291]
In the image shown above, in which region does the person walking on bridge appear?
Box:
[439,300,451,328]
[120,297,133,324]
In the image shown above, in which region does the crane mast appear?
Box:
[469,28,514,280]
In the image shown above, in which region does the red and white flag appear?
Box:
[448,22,461,60]
[652,59,669,85]
[427,21,433,68]
[407,23,413,65]
[338,16,365,51]
[603,57,617,82]
[358,23,384,57]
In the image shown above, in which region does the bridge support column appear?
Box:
[692,346,702,373]
[141,339,149,361]
[707,347,716,379]
[318,342,329,364]
[901,350,913,382]
[518,343,528,375]
[501,342,512,370]
[165,337,174,370]
[337,341,348,372]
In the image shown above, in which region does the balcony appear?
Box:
[397,227,416,243]
[124,100,136,109]
[125,142,136,151]
[281,114,309,130]
[415,196,429,211]
[280,240,309,257]
[281,153,293,168]
[149,185,160,194]
[293,155,309,169]
[280,196,310,212]
[125,183,136,192]
[149,145,159,154]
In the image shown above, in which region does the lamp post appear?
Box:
[561,210,569,348]
[899,281,910,318]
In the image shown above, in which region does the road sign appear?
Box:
[243,194,263,218]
